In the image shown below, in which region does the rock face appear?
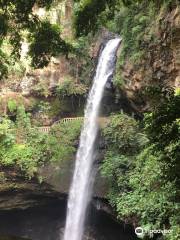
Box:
[0,91,32,115]
[0,155,109,211]
[119,6,180,112]
[0,237,29,240]
[39,158,109,199]
[19,56,76,97]
[0,167,65,210]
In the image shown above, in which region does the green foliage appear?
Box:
[101,94,180,239]
[55,77,88,97]
[0,48,9,79]
[0,108,83,179]
[175,88,180,96]
[36,101,51,113]
[7,99,17,113]
[51,120,82,162]
[144,93,180,184]
[0,172,6,182]
[0,109,39,178]
[101,152,133,199]
[46,98,63,118]
[74,0,108,36]
[16,105,31,131]
[0,118,15,147]
[110,0,177,87]
[0,119,16,168]
[113,74,125,88]
[1,129,65,179]
[73,0,177,89]
[168,216,180,240]
[73,0,175,37]
[73,0,151,36]
[101,113,147,205]
[102,113,146,155]
[114,2,156,64]
[29,21,70,68]
[0,38,27,79]
[68,36,94,85]
[116,147,178,227]
[0,0,71,78]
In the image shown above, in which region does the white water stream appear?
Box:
[63,38,121,240]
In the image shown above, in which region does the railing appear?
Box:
[53,117,84,126]
[8,117,108,134]
[38,126,51,133]
[38,117,84,133]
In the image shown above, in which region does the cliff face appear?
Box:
[119,6,180,112]
[0,3,179,212]
[0,160,108,210]
[1,4,179,114]
[0,166,64,210]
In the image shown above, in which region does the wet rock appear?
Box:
[117,6,180,111]
[0,236,30,240]
[0,167,65,210]
[39,157,109,199]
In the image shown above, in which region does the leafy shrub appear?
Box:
[102,113,146,155]
[51,119,83,162]
[16,105,31,128]
[29,21,70,68]
[175,87,180,96]
[73,0,108,36]
[0,0,71,78]
[69,36,94,85]
[113,74,125,88]
[7,99,17,113]
[0,119,15,147]
[101,113,147,207]
[116,146,177,225]
[101,94,180,238]
[144,93,180,184]
[0,48,9,79]
[0,109,83,179]
[55,77,88,97]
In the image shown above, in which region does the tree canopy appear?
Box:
[0,0,70,78]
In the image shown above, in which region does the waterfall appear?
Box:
[63,38,121,240]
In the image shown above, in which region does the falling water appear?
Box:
[63,38,121,240]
